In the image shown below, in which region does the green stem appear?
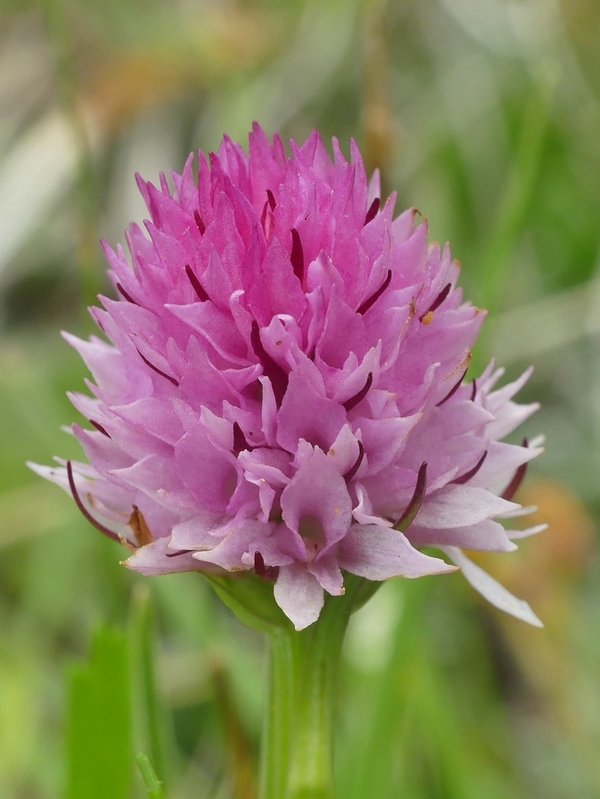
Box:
[259,576,380,799]
[259,627,298,799]
[136,754,166,799]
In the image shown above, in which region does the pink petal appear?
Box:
[124,537,202,575]
[281,448,352,552]
[192,519,273,571]
[406,519,517,552]
[309,555,345,596]
[415,485,519,529]
[339,524,456,580]
[439,546,543,627]
[274,564,325,630]
[276,371,346,453]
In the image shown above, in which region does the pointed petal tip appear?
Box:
[507,523,548,540]
[527,611,544,629]
[440,545,543,628]
[498,504,538,519]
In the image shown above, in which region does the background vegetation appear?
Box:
[1,0,599,796]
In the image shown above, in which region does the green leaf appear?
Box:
[63,625,132,799]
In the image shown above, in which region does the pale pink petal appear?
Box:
[310,555,345,596]
[352,483,393,527]
[169,512,233,550]
[192,519,273,571]
[276,370,346,453]
[326,424,362,477]
[415,485,519,529]
[339,524,456,580]
[439,546,543,627]
[124,537,202,575]
[274,564,325,631]
[281,448,352,552]
[506,523,548,540]
[407,519,517,552]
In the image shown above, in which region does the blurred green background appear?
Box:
[1,0,599,797]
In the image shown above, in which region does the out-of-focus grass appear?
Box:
[1,0,599,797]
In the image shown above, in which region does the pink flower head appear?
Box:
[31,125,544,630]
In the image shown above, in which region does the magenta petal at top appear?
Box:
[30,125,544,629]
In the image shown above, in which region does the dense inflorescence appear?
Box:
[32,125,544,629]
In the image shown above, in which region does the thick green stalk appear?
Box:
[283,610,345,799]
[259,576,380,799]
[203,570,379,798]
[259,627,299,799]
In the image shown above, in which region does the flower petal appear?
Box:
[407,519,517,552]
[192,519,273,571]
[274,564,324,630]
[339,524,456,580]
[281,448,352,552]
[439,545,543,627]
[124,537,202,575]
[415,485,519,529]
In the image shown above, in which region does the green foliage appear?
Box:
[64,626,133,799]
